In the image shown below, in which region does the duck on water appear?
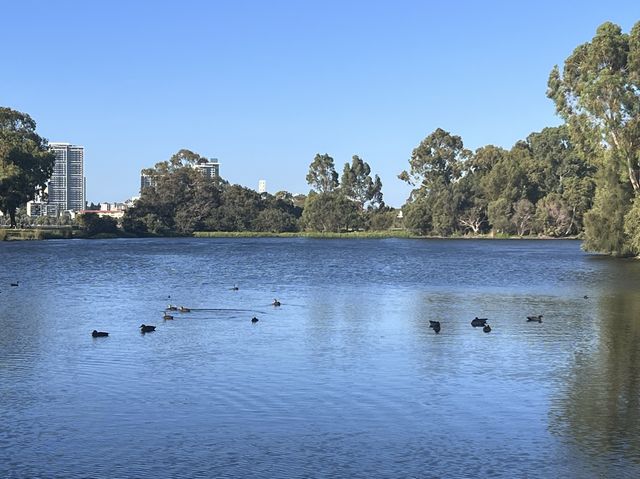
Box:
[471,317,488,327]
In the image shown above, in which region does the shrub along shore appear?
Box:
[0,227,581,241]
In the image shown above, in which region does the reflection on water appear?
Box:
[0,238,639,478]
[551,261,640,477]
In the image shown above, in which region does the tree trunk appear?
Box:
[9,208,17,229]
[564,207,576,236]
[628,163,640,194]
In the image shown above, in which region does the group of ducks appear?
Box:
[92,324,156,337]
[428,315,543,334]
[91,286,282,337]
[162,305,191,320]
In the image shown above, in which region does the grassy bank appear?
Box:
[0,228,77,240]
[193,230,417,239]
[1,228,581,241]
[193,230,581,240]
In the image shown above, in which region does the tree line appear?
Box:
[399,126,595,238]
[2,21,640,256]
[122,150,396,235]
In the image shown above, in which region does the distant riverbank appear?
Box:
[0,228,73,241]
[192,230,581,240]
[1,227,581,241]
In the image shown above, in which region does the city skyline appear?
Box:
[3,1,640,206]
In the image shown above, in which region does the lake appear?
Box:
[1,238,639,478]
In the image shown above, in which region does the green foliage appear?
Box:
[206,185,262,232]
[511,199,535,236]
[306,153,339,193]
[399,128,469,198]
[341,155,383,209]
[487,198,513,234]
[0,229,45,241]
[193,230,415,239]
[583,164,633,256]
[125,149,302,235]
[534,193,573,237]
[548,21,640,254]
[0,107,56,228]
[77,213,119,237]
[366,207,398,231]
[403,197,432,235]
[400,125,595,238]
[253,208,299,233]
[301,192,361,232]
[429,184,461,236]
[624,197,640,255]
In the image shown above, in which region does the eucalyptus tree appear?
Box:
[455,145,507,234]
[0,107,56,228]
[125,148,223,235]
[527,126,595,235]
[548,21,640,193]
[301,191,361,232]
[548,21,640,254]
[341,155,383,209]
[306,153,339,193]
[479,143,532,233]
[399,128,469,198]
[399,128,469,235]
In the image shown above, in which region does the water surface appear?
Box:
[1,238,639,478]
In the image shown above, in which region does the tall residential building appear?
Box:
[193,158,220,179]
[258,179,267,194]
[48,143,86,212]
[140,172,154,192]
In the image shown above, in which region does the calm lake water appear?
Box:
[1,238,639,478]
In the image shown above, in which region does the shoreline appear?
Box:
[1,227,582,241]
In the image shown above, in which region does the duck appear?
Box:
[232,285,239,291]
[471,317,488,327]
[166,304,178,311]
[251,316,259,323]
[163,312,174,320]
[178,306,191,312]
[526,315,543,323]
[140,324,156,333]
[10,281,19,287]
[483,324,492,333]
[428,320,441,334]
[92,330,109,337]
[583,295,589,299]
[272,299,281,307]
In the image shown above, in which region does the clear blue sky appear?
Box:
[2,1,639,206]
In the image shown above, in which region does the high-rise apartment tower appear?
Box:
[48,143,86,212]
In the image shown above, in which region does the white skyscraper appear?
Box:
[258,179,267,194]
[48,143,86,212]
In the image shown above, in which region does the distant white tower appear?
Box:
[258,179,267,194]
